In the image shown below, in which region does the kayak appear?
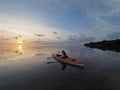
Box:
[52,53,84,67]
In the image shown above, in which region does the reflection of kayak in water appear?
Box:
[52,53,84,67]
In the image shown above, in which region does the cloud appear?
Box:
[87,0,120,17]
[86,0,120,40]
[107,31,120,39]
[0,0,120,41]
[66,34,95,43]
[53,31,57,35]
[56,36,62,39]
[37,0,87,11]
[14,36,19,40]
[104,0,120,16]
[0,13,70,42]
[35,34,45,37]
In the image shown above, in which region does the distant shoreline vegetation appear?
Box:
[84,39,120,52]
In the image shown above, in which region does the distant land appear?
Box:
[84,39,120,52]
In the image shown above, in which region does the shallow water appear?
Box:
[0,45,120,90]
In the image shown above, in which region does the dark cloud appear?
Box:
[53,32,57,35]
[35,34,45,37]
[69,35,78,39]
[19,35,22,37]
[66,34,95,43]
[0,38,9,40]
[5,38,9,40]
[107,31,120,39]
[79,36,95,42]
[14,37,19,40]
[56,36,62,39]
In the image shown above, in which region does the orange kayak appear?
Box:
[52,54,84,67]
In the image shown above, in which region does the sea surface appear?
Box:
[0,45,120,90]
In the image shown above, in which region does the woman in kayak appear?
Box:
[62,50,68,58]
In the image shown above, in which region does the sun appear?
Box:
[18,41,23,44]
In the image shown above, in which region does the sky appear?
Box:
[0,0,120,44]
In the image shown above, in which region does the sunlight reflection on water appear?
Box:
[0,45,120,90]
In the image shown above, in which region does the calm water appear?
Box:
[0,45,120,90]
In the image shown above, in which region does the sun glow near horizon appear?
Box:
[18,40,23,45]
[0,13,70,45]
